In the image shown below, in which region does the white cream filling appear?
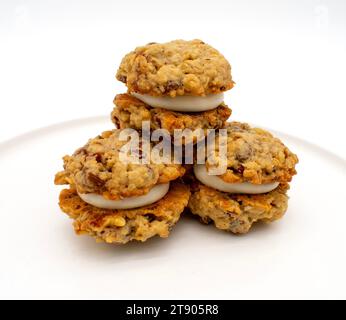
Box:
[132,92,224,112]
[78,183,170,210]
[194,165,279,194]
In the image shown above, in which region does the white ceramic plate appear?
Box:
[0,117,345,300]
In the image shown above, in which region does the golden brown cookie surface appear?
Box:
[55,130,185,199]
[188,181,289,234]
[205,122,298,184]
[116,39,234,97]
[59,182,190,244]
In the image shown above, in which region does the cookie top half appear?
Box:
[55,130,185,200]
[116,39,235,97]
[206,122,299,184]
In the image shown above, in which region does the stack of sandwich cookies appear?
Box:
[55,39,298,244]
[188,122,298,234]
[55,130,190,244]
[112,40,234,143]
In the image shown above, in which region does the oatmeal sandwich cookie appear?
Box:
[55,130,190,244]
[188,122,299,234]
[113,40,234,141]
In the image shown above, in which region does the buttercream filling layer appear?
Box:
[78,183,170,210]
[132,93,224,112]
[194,165,279,194]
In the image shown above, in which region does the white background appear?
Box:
[1,0,346,301]
[0,0,346,159]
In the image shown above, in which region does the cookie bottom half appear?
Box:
[59,182,190,244]
[112,94,232,141]
[188,182,289,234]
